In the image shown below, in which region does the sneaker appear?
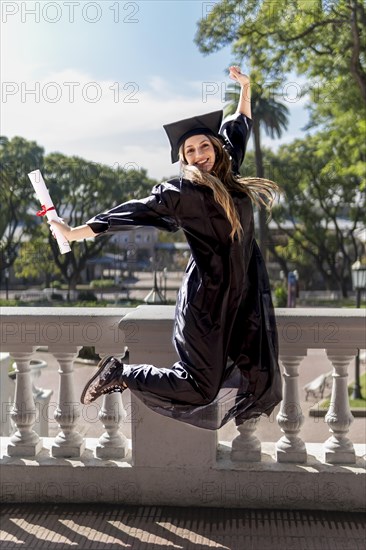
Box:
[80,356,126,404]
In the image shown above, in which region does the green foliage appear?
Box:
[196,0,365,295]
[224,70,290,256]
[13,232,61,284]
[274,283,287,307]
[1,137,159,287]
[224,73,290,135]
[270,134,364,294]
[320,373,366,409]
[0,299,19,306]
[90,279,115,288]
[57,300,110,307]
[0,136,44,271]
[42,153,155,288]
[52,280,63,289]
[196,1,365,104]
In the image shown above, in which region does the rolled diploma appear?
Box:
[28,169,71,255]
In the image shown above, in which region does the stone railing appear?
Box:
[0,306,365,511]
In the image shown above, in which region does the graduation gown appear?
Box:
[87,114,282,429]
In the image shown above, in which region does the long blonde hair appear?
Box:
[179,134,280,241]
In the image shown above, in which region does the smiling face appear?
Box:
[183,134,216,173]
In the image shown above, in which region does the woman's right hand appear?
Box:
[49,220,96,242]
[49,219,72,241]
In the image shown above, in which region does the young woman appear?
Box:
[50,66,282,430]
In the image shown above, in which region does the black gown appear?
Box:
[87,114,282,429]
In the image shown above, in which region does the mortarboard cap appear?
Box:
[163,110,223,163]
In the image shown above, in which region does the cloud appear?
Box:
[2,67,228,178]
[2,66,310,179]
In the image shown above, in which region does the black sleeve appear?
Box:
[86,180,181,234]
[220,114,252,175]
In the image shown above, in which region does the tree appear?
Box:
[0,136,44,274]
[0,136,159,291]
[224,71,289,257]
[196,1,365,104]
[195,0,365,291]
[14,231,61,287]
[270,134,364,296]
[196,1,366,177]
[41,153,156,289]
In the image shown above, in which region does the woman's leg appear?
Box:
[121,362,206,404]
[81,357,206,405]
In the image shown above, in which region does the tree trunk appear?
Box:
[253,121,267,259]
[350,0,366,106]
[267,235,289,277]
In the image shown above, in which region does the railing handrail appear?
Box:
[1,305,365,349]
[1,305,365,510]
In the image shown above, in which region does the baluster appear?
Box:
[7,348,42,457]
[276,352,307,463]
[324,350,356,464]
[51,347,85,458]
[231,417,261,462]
[96,393,128,459]
[93,347,128,459]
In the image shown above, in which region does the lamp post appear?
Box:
[163,267,168,301]
[4,268,10,301]
[351,259,366,400]
[67,264,73,303]
[144,246,165,304]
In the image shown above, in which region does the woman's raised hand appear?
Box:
[229,66,250,87]
[229,66,251,118]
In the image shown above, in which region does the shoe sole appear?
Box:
[80,356,114,404]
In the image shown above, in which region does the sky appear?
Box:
[1,0,310,180]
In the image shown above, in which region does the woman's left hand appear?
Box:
[229,66,250,87]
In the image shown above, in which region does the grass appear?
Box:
[0,298,140,307]
[320,372,366,409]
[297,299,365,308]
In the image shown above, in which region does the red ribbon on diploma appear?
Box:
[36,205,56,217]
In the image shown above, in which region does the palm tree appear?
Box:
[224,73,289,259]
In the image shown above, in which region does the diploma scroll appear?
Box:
[28,169,71,255]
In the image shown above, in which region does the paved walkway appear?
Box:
[1,504,365,549]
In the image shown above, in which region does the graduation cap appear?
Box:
[163,110,223,163]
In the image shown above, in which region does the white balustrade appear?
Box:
[324,349,357,464]
[0,353,15,436]
[276,351,307,463]
[51,347,85,458]
[7,347,43,457]
[1,307,130,459]
[231,417,261,462]
[93,347,129,458]
[96,393,128,459]
[0,307,365,510]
